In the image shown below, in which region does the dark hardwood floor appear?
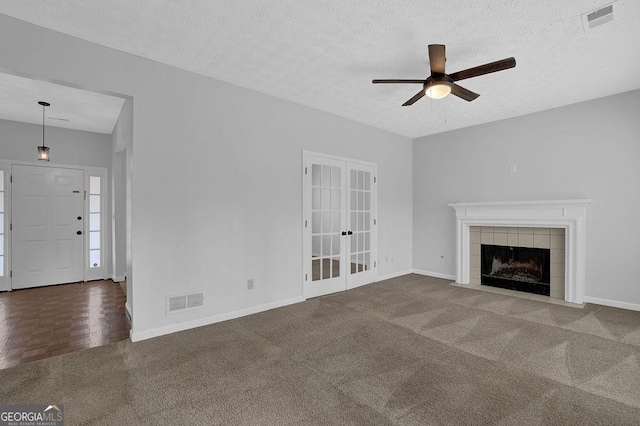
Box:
[0,280,130,369]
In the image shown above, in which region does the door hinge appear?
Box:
[84,190,86,200]
[305,167,308,175]
[374,261,376,268]
[10,271,12,278]
[305,274,308,281]
[9,223,12,231]
[305,220,308,228]
[374,176,377,183]
[10,175,12,183]
[374,219,377,225]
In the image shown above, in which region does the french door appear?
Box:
[11,165,85,289]
[303,152,376,298]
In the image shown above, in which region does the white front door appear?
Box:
[303,153,377,298]
[12,165,85,289]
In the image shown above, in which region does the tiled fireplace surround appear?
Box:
[469,226,565,299]
[449,200,592,304]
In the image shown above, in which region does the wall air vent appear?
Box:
[166,291,204,315]
[582,3,615,30]
[187,292,204,309]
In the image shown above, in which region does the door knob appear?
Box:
[347,231,353,235]
[77,231,82,235]
[341,231,347,236]
[77,216,82,220]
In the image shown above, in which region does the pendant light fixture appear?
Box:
[37,101,51,162]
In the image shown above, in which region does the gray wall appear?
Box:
[0,118,112,168]
[0,15,413,340]
[413,89,640,306]
[111,99,132,290]
[111,150,126,279]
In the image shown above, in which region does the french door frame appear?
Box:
[0,160,109,291]
[302,151,378,299]
[0,161,10,292]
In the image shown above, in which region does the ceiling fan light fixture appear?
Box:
[425,82,452,99]
[373,44,515,106]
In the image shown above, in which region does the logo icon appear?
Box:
[0,404,64,425]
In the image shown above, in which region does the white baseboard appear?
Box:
[111,275,126,283]
[412,269,456,281]
[130,296,305,342]
[583,296,640,312]
[125,302,132,320]
[376,269,414,282]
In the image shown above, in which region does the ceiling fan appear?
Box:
[372,44,516,105]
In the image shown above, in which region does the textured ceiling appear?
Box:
[1,1,639,138]
[0,72,125,134]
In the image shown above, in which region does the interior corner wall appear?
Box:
[0,15,412,340]
[111,99,132,292]
[110,150,126,280]
[412,89,640,307]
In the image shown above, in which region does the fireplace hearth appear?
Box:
[481,244,550,295]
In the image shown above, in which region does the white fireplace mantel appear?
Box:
[448,199,593,304]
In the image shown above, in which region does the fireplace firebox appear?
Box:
[481,245,550,296]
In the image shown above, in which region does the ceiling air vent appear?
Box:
[582,3,614,30]
[166,291,204,315]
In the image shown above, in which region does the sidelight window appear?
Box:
[89,175,101,268]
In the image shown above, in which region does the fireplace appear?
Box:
[481,244,550,295]
[448,199,592,304]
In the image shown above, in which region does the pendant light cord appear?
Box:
[42,103,45,148]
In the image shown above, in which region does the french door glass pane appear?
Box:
[331,257,340,277]
[331,212,340,232]
[331,168,340,188]
[321,166,330,187]
[322,212,330,233]
[312,212,321,233]
[312,259,320,281]
[312,165,321,186]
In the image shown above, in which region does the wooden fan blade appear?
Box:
[402,89,425,106]
[448,57,516,82]
[428,44,446,75]
[451,84,480,102]
[372,79,425,84]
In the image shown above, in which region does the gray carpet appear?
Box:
[2,274,640,425]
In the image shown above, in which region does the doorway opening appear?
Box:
[0,69,133,368]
